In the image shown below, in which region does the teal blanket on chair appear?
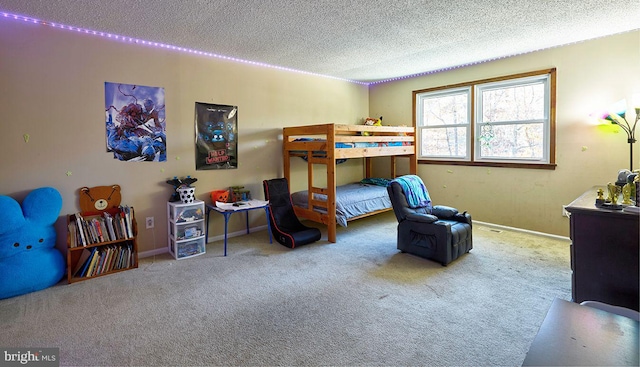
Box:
[390,175,432,210]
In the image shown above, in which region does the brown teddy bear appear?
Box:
[79,185,122,214]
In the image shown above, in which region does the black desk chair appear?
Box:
[263,178,321,248]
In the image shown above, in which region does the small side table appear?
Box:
[205,200,273,256]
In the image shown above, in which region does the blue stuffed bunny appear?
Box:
[0,187,65,299]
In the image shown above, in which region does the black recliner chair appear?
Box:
[263,178,321,248]
[387,175,472,266]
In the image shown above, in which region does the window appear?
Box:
[416,87,471,159]
[413,69,556,169]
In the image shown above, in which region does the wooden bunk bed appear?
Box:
[283,123,417,243]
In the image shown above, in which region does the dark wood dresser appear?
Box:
[566,186,640,311]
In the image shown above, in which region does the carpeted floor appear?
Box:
[0,212,572,366]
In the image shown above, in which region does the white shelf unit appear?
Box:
[167,200,206,259]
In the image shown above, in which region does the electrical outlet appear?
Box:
[146,217,154,229]
[562,205,569,218]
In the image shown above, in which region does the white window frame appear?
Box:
[416,87,471,161]
[413,69,556,169]
[474,74,551,164]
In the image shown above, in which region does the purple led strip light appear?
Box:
[1,11,368,85]
[368,31,638,85]
[8,10,624,86]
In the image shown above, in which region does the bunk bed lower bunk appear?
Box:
[283,123,417,243]
[291,180,392,227]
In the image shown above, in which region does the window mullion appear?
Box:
[470,86,476,162]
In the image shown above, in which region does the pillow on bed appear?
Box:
[360,178,392,186]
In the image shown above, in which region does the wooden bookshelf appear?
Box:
[66,208,138,284]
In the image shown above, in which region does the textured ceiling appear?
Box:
[1,0,639,83]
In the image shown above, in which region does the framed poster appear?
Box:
[105,82,166,162]
[195,103,238,170]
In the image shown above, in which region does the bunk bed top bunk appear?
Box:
[282,123,417,243]
[283,123,416,160]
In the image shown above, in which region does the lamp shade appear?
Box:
[609,99,627,121]
[632,93,640,110]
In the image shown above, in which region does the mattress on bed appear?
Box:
[291,183,391,227]
[293,138,403,149]
[291,139,403,164]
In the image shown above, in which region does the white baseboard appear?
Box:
[138,247,168,258]
[139,224,270,259]
[474,220,570,241]
[205,224,269,243]
[139,221,568,259]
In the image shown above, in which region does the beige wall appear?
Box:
[1,19,638,256]
[0,20,368,255]
[369,31,640,236]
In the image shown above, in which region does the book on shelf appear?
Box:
[99,247,111,276]
[91,218,104,243]
[68,222,77,248]
[75,212,87,246]
[94,249,105,275]
[103,212,116,241]
[78,249,96,277]
[103,246,114,274]
[73,244,135,278]
[121,205,134,238]
[103,247,113,274]
[85,248,100,277]
[69,205,135,247]
[115,247,124,270]
[73,248,93,277]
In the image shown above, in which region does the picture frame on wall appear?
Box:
[195,102,238,170]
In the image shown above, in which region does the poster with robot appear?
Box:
[105,82,166,162]
[195,102,238,170]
